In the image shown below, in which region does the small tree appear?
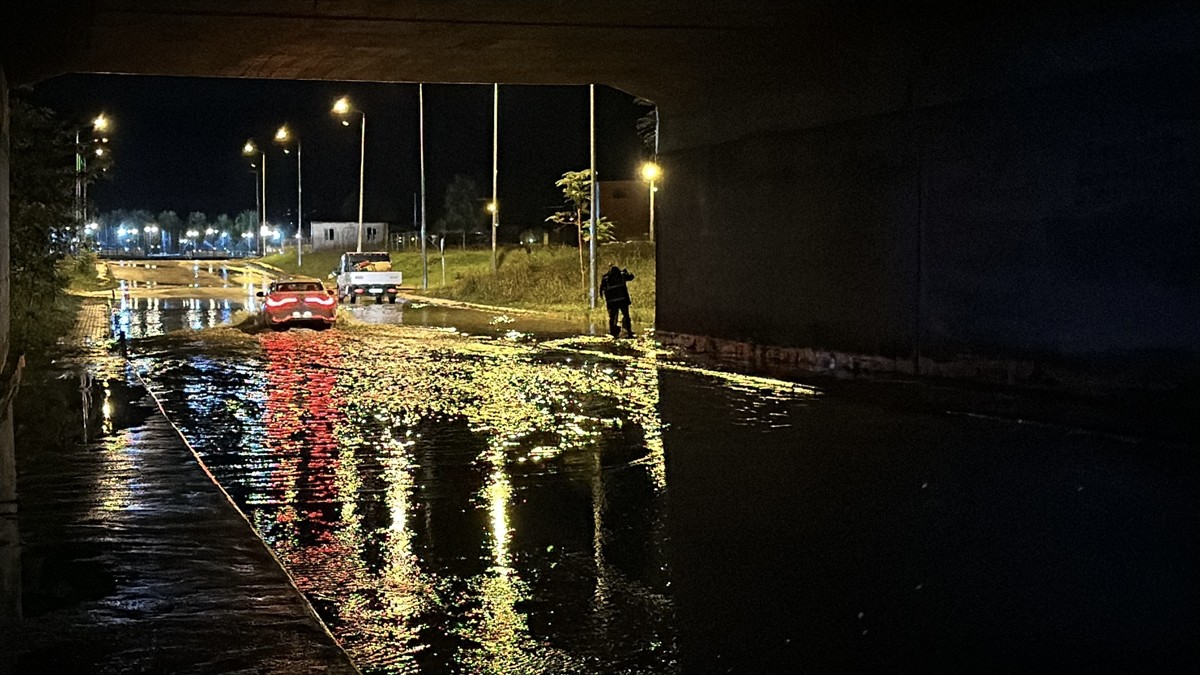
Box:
[546,169,616,291]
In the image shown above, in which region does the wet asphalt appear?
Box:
[5,260,1198,673]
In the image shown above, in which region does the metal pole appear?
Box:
[357,112,366,252]
[588,84,597,310]
[74,129,82,224]
[297,140,303,266]
[253,166,261,254]
[420,82,428,290]
[491,83,499,273]
[648,179,656,243]
[261,152,267,256]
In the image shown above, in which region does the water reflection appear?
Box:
[127,320,820,673]
[112,295,239,338]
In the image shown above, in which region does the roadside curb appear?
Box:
[397,291,590,320]
[130,366,362,673]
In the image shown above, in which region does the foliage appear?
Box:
[187,211,208,231]
[6,95,87,355]
[234,209,258,232]
[546,169,618,291]
[158,210,182,234]
[435,174,484,234]
[633,97,658,155]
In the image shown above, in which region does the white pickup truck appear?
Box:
[331,251,403,304]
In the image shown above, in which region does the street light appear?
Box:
[333,96,367,252]
[640,161,661,243]
[491,83,499,273]
[143,224,159,253]
[275,124,304,267]
[487,200,499,269]
[243,139,267,256]
[76,113,112,224]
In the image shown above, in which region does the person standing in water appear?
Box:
[599,265,635,338]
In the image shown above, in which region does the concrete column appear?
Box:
[0,63,21,628]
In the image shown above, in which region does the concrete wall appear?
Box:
[0,63,21,625]
[658,3,1200,380]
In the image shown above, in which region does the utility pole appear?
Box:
[297,139,303,265]
[491,83,499,273]
[588,84,598,310]
[420,82,428,290]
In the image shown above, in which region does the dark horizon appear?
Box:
[23,74,650,232]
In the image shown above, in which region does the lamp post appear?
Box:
[143,225,159,254]
[75,114,110,224]
[640,161,661,243]
[419,83,428,290]
[275,125,303,266]
[491,83,499,273]
[333,96,367,252]
[243,139,267,256]
[588,84,597,310]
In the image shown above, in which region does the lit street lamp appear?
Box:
[75,113,111,224]
[333,96,367,252]
[143,224,160,253]
[243,139,267,256]
[275,125,304,266]
[491,83,499,273]
[640,161,661,243]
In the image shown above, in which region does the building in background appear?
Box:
[310,221,389,251]
[599,180,650,241]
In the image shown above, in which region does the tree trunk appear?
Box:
[575,209,585,292]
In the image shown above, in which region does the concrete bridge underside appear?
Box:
[3,0,1198,385]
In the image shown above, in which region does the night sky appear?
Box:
[24,74,648,231]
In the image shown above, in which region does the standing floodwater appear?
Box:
[118,302,1197,673]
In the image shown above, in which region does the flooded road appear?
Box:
[97,262,1198,673]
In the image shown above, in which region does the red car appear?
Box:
[257,277,338,329]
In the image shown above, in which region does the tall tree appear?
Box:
[187,211,208,233]
[213,214,232,248]
[8,97,74,310]
[434,174,483,235]
[234,210,258,250]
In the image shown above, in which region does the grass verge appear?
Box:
[262,242,656,324]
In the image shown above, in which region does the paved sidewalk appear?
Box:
[2,306,357,673]
[64,297,113,349]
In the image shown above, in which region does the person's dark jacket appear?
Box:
[599,267,634,307]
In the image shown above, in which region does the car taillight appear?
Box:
[264,296,298,308]
[387,287,396,293]
[354,288,364,294]
[306,295,336,306]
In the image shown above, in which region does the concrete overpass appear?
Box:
[2,0,1197,386]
